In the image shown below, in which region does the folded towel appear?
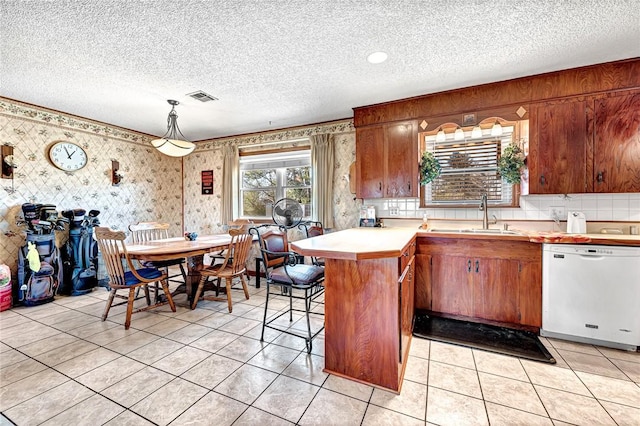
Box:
[528,232,592,243]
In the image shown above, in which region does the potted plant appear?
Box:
[498,143,526,184]
[419,151,441,185]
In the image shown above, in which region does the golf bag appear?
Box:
[59,209,101,296]
[15,203,66,306]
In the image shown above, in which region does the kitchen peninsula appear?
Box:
[291,227,416,393]
[291,226,640,392]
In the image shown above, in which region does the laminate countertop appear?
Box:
[290,227,416,261]
[291,228,640,259]
[416,229,640,246]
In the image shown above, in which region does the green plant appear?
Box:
[498,143,526,184]
[419,151,441,185]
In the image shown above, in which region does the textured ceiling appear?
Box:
[1,0,639,141]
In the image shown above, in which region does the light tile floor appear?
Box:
[1,277,639,425]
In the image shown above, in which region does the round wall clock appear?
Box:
[48,141,88,172]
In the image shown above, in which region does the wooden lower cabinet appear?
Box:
[417,237,542,328]
[474,257,520,324]
[399,257,415,360]
[323,239,416,393]
[431,255,474,317]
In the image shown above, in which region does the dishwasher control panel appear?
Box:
[545,244,640,257]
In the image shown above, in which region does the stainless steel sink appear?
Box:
[427,228,524,235]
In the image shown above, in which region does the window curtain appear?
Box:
[311,134,334,229]
[220,145,238,225]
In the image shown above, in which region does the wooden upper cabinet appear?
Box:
[592,90,640,193]
[529,99,588,194]
[356,121,418,199]
[356,126,385,198]
[384,122,418,198]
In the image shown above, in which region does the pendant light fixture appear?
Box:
[151,100,195,157]
[491,119,503,137]
[471,125,483,138]
[435,127,446,142]
[454,126,465,141]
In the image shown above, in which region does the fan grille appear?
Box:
[272,198,303,228]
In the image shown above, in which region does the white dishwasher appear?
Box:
[541,243,640,351]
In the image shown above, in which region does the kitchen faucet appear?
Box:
[479,194,489,229]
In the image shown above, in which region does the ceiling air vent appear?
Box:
[187,91,218,102]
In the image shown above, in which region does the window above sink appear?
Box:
[419,119,528,209]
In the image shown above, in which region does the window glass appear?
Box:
[239,150,311,218]
[422,126,517,206]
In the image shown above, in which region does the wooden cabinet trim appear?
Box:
[354,59,640,127]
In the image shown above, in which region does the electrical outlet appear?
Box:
[389,208,399,216]
[549,206,566,220]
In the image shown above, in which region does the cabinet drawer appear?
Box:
[399,238,416,272]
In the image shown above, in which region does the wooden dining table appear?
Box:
[125,234,241,306]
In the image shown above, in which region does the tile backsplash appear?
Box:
[369,193,640,222]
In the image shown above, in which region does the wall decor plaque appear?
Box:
[201,170,213,195]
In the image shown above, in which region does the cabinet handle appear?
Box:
[539,174,546,186]
[475,260,479,273]
[467,259,472,273]
[379,182,382,191]
[597,171,604,184]
[407,182,411,192]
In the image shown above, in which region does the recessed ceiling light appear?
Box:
[367,51,388,64]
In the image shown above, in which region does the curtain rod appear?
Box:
[238,137,309,150]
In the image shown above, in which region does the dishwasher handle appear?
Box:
[579,254,605,260]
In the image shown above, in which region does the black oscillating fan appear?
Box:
[272,198,303,228]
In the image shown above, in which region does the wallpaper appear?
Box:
[0,98,184,272]
[0,98,361,278]
[182,120,360,235]
[182,121,361,271]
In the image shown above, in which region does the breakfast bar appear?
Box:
[291,227,417,393]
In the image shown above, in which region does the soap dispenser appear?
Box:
[420,214,429,230]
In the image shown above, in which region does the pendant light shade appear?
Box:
[491,120,503,137]
[471,125,483,138]
[454,126,465,141]
[435,127,446,142]
[151,100,195,157]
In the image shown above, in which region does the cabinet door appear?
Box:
[414,253,431,310]
[431,255,473,317]
[399,257,415,360]
[385,122,418,197]
[356,126,385,198]
[518,259,542,327]
[529,100,588,194]
[593,91,640,193]
[475,258,520,323]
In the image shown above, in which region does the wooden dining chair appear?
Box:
[94,227,176,330]
[129,222,188,285]
[249,225,325,353]
[191,228,253,312]
[209,219,254,267]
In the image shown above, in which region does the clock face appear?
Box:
[48,142,88,172]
